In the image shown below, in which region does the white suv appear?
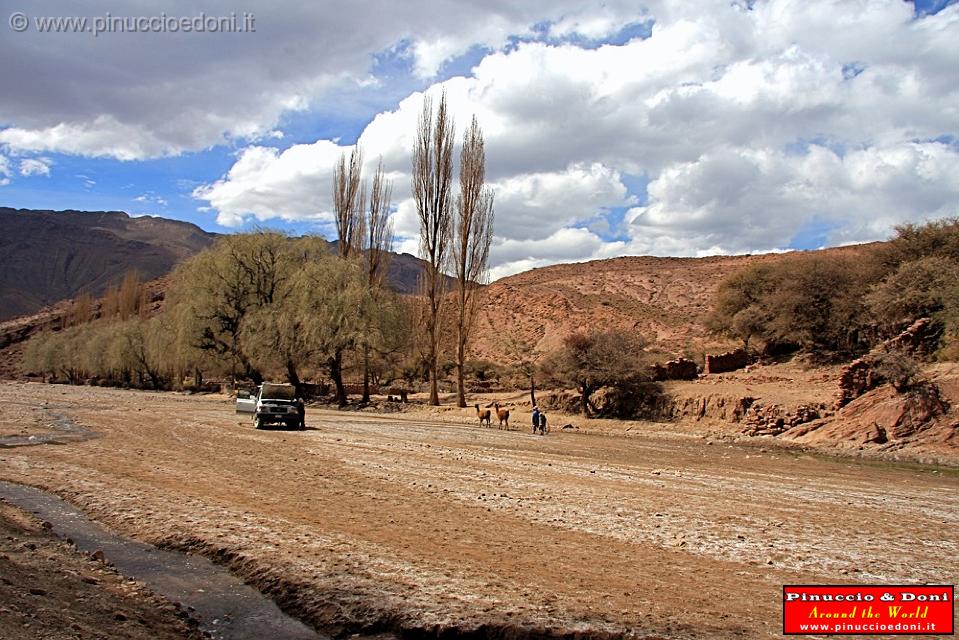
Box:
[251,383,305,430]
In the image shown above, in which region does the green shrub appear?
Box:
[709,253,872,359]
[540,329,651,417]
[866,256,959,347]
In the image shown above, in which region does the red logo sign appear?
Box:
[783,585,954,635]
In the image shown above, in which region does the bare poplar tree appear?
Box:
[361,158,394,402]
[413,92,455,406]
[452,116,494,407]
[366,159,394,288]
[330,145,365,405]
[333,146,365,259]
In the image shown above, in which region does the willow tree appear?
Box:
[413,92,455,405]
[452,116,494,408]
[167,231,296,387]
[294,256,367,405]
[240,305,311,394]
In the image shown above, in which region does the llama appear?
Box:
[494,403,510,430]
[474,403,491,427]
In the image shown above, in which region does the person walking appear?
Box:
[538,409,548,435]
[531,406,540,434]
[296,395,306,430]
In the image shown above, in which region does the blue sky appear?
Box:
[2,0,958,278]
[914,0,958,15]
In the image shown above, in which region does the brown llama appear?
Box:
[494,403,510,429]
[474,403,491,427]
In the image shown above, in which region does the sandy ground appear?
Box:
[1,382,957,639]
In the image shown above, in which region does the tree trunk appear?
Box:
[286,359,302,398]
[242,358,263,386]
[455,326,467,407]
[361,344,371,403]
[330,351,348,407]
[454,278,468,408]
[529,373,537,408]
[455,362,466,407]
[428,335,440,405]
[146,366,163,390]
[429,361,440,405]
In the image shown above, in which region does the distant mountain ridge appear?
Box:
[0,207,440,321]
[0,208,217,321]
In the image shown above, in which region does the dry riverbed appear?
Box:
[1,382,957,638]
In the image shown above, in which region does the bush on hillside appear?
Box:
[709,253,873,359]
[710,217,959,362]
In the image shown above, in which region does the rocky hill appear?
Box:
[470,244,879,363]
[0,208,215,321]
[471,255,747,362]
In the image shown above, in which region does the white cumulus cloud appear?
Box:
[193,141,349,227]
[626,141,959,255]
[196,1,959,273]
[3,0,956,276]
[0,0,649,159]
[18,157,52,177]
[0,154,11,186]
[489,227,627,281]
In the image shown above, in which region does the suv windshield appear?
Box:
[260,384,296,400]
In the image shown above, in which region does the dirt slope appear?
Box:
[783,363,959,458]
[471,244,878,363]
